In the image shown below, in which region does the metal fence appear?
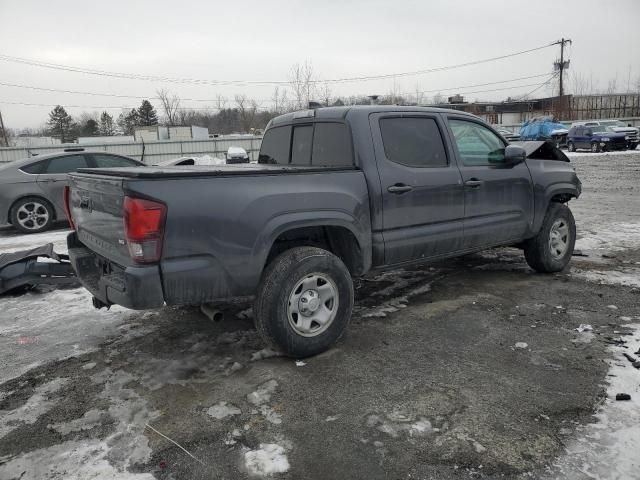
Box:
[0,136,263,164]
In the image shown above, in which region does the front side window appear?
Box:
[92,154,140,168]
[379,117,447,167]
[311,123,353,167]
[449,119,505,166]
[291,125,313,165]
[258,126,291,164]
[44,155,89,174]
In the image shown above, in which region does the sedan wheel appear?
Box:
[10,197,54,233]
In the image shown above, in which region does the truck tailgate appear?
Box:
[68,174,132,267]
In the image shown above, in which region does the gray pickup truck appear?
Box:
[66,106,581,357]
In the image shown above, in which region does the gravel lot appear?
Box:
[1,151,639,479]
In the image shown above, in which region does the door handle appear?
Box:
[464,179,484,188]
[387,184,413,194]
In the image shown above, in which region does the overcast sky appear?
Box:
[1,0,639,129]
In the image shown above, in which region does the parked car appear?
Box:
[226,146,250,164]
[567,125,628,153]
[153,155,225,167]
[496,128,521,142]
[571,120,639,150]
[520,116,568,147]
[0,149,144,233]
[65,106,581,357]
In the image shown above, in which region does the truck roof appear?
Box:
[269,105,478,127]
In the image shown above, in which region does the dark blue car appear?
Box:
[567,125,628,153]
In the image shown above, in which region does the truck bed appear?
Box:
[76,164,357,179]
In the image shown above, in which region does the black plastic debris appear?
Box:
[633,361,640,369]
[623,353,638,364]
[0,243,79,295]
[615,393,631,401]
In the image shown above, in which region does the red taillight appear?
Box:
[123,196,166,263]
[63,185,75,230]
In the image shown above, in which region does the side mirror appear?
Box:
[586,131,593,137]
[504,145,526,165]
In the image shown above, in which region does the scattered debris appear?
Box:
[622,353,638,364]
[515,342,529,349]
[572,250,588,257]
[82,362,97,370]
[632,361,640,369]
[295,360,306,367]
[325,415,339,422]
[607,305,619,310]
[615,393,631,401]
[619,316,632,322]
[145,423,205,465]
[575,324,593,333]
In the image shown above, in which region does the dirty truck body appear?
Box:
[67,106,581,356]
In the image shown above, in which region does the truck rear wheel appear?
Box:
[254,246,354,357]
[523,203,576,273]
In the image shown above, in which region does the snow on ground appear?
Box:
[244,443,290,475]
[0,287,139,384]
[0,227,70,254]
[545,325,640,480]
[575,222,640,253]
[572,267,640,288]
[566,148,640,158]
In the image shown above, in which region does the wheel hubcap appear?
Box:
[16,202,49,230]
[549,219,570,259]
[287,273,339,337]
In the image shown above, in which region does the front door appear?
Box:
[36,154,90,213]
[445,116,534,249]
[370,113,465,265]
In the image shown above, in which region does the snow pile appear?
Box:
[247,380,278,406]
[244,443,290,475]
[207,401,241,419]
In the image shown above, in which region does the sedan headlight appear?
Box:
[601,137,610,141]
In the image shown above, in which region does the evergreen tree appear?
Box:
[137,100,158,126]
[117,109,139,136]
[81,119,99,136]
[99,111,115,136]
[47,105,76,143]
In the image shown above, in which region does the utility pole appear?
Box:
[553,38,572,97]
[0,109,9,147]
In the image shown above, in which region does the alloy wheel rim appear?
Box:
[16,202,49,230]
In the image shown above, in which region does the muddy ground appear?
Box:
[1,151,639,479]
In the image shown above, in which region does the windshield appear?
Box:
[600,120,625,127]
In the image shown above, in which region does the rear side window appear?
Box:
[44,155,89,174]
[92,154,140,168]
[291,125,313,165]
[379,117,447,167]
[311,123,353,166]
[20,161,47,174]
[258,126,291,164]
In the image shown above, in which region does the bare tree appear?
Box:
[431,92,444,105]
[414,84,424,105]
[157,89,181,125]
[318,82,332,107]
[605,75,618,95]
[215,95,228,111]
[289,61,316,109]
[235,94,259,132]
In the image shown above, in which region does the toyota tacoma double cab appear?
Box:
[65,106,581,357]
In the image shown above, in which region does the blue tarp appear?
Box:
[519,116,568,140]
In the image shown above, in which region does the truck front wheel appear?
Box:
[523,203,576,273]
[254,246,354,357]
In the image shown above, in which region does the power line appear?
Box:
[0,43,556,86]
[0,100,272,111]
[0,72,553,105]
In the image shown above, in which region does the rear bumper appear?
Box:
[67,232,165,310]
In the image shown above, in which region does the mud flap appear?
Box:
[0,243,79,295]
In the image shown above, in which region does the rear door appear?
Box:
[36,154,90,213]
[370,112,465,265]
[445,116,533,249]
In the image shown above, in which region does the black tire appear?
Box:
[254,246,354,357]
[524,203,576,273]
[567,141,576,152]
[10,196,55,234]
[591,142,600,153]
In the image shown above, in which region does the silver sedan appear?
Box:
[0,150,143,233]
